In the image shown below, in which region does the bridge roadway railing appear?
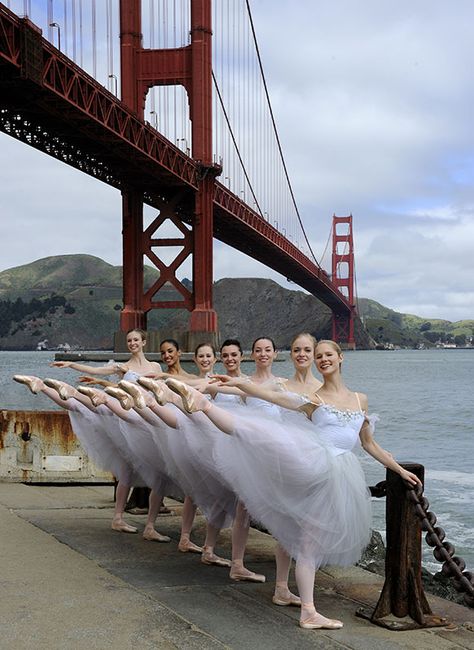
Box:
[0,3,352,318]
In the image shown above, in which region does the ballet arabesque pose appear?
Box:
[164,339,421,630]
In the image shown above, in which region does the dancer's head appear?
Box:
[194,343,217,377]
[315,340,343,376]
[289,333,317,370]
[160,338,181,370]
[220,338,243,375]
[126,329,147,353]
[251,337,277,368]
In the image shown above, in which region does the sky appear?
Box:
[1,0,474,321]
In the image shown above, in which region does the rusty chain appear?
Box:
[404,481,474,608]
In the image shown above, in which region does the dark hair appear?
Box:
[160,338,180,351]
[194,342,217,357]
[126,328,147,341]
[220,338,242,354]
[251,336,276,352]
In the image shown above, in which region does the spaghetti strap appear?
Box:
[355,392,362,411]
[313,393,325,405]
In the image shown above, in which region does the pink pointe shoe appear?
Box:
[13,375,43,394]
[117,380,147,409]
[77,385,108,407]
[43,378,76,400]
[136,376,169,406]
[165,378,210,414]
[299,613,343,630]
[272,591,301,607]
[103,386,133,410]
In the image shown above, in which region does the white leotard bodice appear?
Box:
[123,370,140,382]
[311,405,364,456]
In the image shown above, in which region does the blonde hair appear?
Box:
[316,339,342,355]
[290,332,318,351]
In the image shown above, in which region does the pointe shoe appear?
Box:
[201,547,232,567]
[272,592,301,607]
[178,539,203,554]
[229,567,266,583]
[165,378,208,413]
[111,520,138,534]
[137,376,168,406]
[299,614,343,630]
[118,380,147,409]
[142,528,171,543]
[103,386,133,410]
[13,375,43,394]
[77,385,108,407]
[43,378,75,400]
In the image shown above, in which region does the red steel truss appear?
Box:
[331,215,356,349]
[0,2,355,345]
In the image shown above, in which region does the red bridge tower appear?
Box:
[119,0,219,348]
[331,214,356,349]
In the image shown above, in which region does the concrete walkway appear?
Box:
[0,483,472,650]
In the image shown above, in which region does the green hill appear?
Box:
[0,255,470,350]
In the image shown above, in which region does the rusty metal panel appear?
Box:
[0,410,113,483]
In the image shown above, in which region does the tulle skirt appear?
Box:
[213,408,372,567]
[168,407,238,529]
[68,402,144,486]
[117,410,183,499]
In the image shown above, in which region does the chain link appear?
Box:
[404,481,474,608]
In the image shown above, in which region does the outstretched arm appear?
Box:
[359,418,421,486]
[51,361,120,376]
[210,375,315,414]
[78,375,117,388]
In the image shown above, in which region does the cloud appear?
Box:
[1,0,474,321]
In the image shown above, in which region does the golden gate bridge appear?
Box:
[0,0,358,348]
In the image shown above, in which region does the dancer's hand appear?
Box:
[78,376,110,388]
[399,468,422,486]
[208,374,240,387]
[50,361,72,368]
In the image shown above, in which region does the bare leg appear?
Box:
[201,523,231,567]
[295,559,343,629]
[143,490,171,542]
[229,501,265,582]
[112,482,137,534]
[178,496,202,553]
[273,545,300,606]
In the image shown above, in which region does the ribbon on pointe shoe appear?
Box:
[164,378,211,414]
[136,376,167,406]
[117,380,147,409]
[77,385,106,407]
[43,378,75,400]
[13,375,43,394]
[103,386,133,410]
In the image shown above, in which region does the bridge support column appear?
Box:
[331,214,356,349]
[120,190,146,332]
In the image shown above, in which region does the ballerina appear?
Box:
[51,328,163,384]
[164,339,421,630]
[11,374,169,538]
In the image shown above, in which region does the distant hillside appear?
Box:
[357,298,473,348]
[0,255,470,350]
[0,254,374,350]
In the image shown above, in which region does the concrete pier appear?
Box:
[0,483,472,649]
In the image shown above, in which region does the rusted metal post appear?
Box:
[358,463,447,630]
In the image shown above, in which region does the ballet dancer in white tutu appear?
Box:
[15,329,170,541]
[163,339,421,630]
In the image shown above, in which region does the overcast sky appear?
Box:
[1,0,474,321]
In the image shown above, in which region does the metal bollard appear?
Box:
[357,463,448,630]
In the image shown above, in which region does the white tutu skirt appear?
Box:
[167,407,237,529]
[68,402,144,486]
[117,411,183,499]
[213,408,372,568]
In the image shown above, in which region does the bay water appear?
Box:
[1,348,473,573]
